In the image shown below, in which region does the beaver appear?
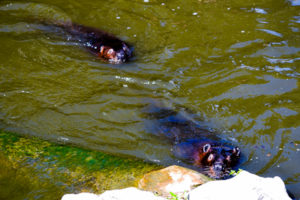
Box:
[42,21,133,64]
[144,104,241,179]
[173,139,240,179]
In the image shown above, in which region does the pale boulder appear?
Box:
[62,187,166,200]
[189,170,291,200]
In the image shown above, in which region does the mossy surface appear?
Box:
[0,131,161,200]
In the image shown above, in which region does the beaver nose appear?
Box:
[214,163,223,171]
[116,51,126,63]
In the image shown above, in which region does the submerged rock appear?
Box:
[62,187,166,200]
[189,170,291,200]
[138,165,212,198]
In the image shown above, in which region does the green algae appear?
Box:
[0,131,161,200]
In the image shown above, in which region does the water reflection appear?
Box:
[289,0,300,6]
[207,75,297,100]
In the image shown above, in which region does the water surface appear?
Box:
[0,0,299,198]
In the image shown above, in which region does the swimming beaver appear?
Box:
[144,104,241,179]
[173,139,240,179]
[42,21,133,64]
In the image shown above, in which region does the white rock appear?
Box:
[62,193,100,200]
[61,187,166,200]
[189,171,291,200]
[100,187,166,200]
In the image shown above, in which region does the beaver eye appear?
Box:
[207,154,214,162]
[226,155,231,162]
[203,143,211,153]
[107,49,114,55]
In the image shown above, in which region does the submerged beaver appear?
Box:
[42,21,133,64]
[144,104,241,179]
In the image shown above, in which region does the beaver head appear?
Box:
[99,42,132,64]
[194,142,240,179]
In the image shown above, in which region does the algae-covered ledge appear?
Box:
[0,131,161,200]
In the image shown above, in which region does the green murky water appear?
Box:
[0,0,299,198]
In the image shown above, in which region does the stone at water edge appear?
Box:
[189,170,292,200]
[61,187,166,200]
[62,193,100,200]
[138,165,212,198]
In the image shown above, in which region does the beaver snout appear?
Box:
[110,44,132,64]
[213,162,224,171]
[116,51,127,63]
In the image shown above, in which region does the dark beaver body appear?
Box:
[144,104,241,179]
[46,22,133,64]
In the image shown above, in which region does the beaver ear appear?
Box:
[232,147,240,157]
[203,143,211,153]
